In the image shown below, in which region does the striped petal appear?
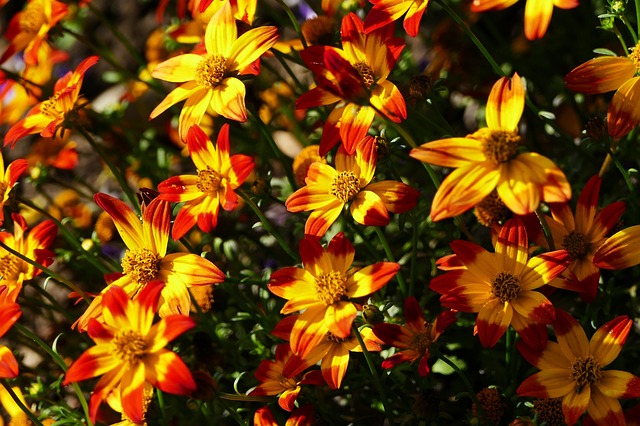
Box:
[523,0,554,40]
[144,349,196,395]
[290,305,328,357]
[519,249,570,290]
[94,193,143,249]
[325,301,357,339]
[204,1,236,55]
[409,137,486,168]
[575,175,601,234]
[598,370,640,399]
[366,180,419,214]
[339,104,376,155]
[350,190,390,226]
[147,315,196,352]
[554,309,589,360]
[370,80,406,123]
[589,316,631,367]
[269,267,318,313]
[345,262,399,298]
[564,57,636,94]
[326,232,355,274]
[321,343,350,389]
[210,77,247,122]
[63,344,121,384]
[517,368,576,398]
[607,76,640,139]
[228,26,279,72]
[143,198,171,257]
[495,217,529,275]
[562,386,591,425]
[151,54,201,83]
[586,387,625,426]
[305,204,344,237]
[120,362,146,423]
[449,239,496,282]
[149,81,201,119]
[512,290,555,324]
[517,340,571,370]
[476,298,512,348]
[486,73,525,131]
[364,0,412,34]
[593,225,640,269]
[178,87,212,141]
[496,159,541,215]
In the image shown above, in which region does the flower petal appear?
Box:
[486,73,525,131]
[476,298,512,348]
[564,57,636,94]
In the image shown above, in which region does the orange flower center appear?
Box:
[491,272,521,303]
[353,61,375,89]
[314,271,346,305]
[196,166,222,192]
[481,130,521,164]
[0,255,21,281]
[628,41,640,73]
[19,0,45,34]
[112,330,147,363]
[121,248,161,285]
[278,374,299,390]
[41,93,64,119]
[330,171,360,203]
[562,231,590,260]
[569,355,602,393]
[410,328,433,354]
[196,54,228,88]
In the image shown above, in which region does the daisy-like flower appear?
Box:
[517,309,640,425]
[0,285,21,378]
[74,194,225,331]
[0,213,57,302]
[410,73,571,221]
[593,224,640,270]
[254,404,314,426]
[373,296,456,376]
[149,2,279,140]
[296,12,406,155]
[471,0,578,40]
[157,124,254,240]
[430,218,570,349]
[4,56,99,147]
[285,136,419,237]
[268,232,399,357]
[0,150,28,226]
[525,175,625,302]
[565,42,640,139]
[364,0,430,37]
[63,281,197,424]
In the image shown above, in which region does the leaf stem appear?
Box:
[0,379,44,426]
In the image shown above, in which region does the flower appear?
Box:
[4,56,99,147]
[410,73,571,221]
[517,309,640,425]
[157,124,254,240]
[74,194,225,331]
[292,145,326,188]
[0,150,28,226]
[592,224,640,269]
[470,0,578,40]
[150,2,279,140]
[285,136,419,237]
[254,404,315,426]
[0,285,21,378]
[364,0,430,37]
[296,12,406,155]
[268,232,399,357]
[0,384,55,425]
[373,296,456,376]
[430,217,570,349]
[63,281,197,424]
[564,42,640,139]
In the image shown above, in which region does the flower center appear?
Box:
[112,330,147,363]
[353,61,375,89]
[532,398,565,426]
[628,41,640,73]
[562,231,590,260]
[19,0,45,34]
[278,374,299,390]
[491,272,521,303]
[569,355,602,393]
[41,93,63,119]
[314,271,346,305]
[195,54,228,88]
[410,328,433,354]
[121,248,161,285]
[196,166,222,192]
[330,171,360,203]
[481,130,521,164]
[473,191,511,227]
[0,255,20,281]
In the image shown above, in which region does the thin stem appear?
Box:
[374,227,406,297]
[535,207,555,251]
[439,354,489,425]
[270,49,306,93]
[599,138,620,177]
[409,213,419,297]
[636,0,640,38]
[613,24,630,54]
[620,14,638,44]
[217,397,247,425]
[0,380,44,426]
[274,0,308,50]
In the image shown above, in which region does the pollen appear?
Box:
[330,171,360,203]
[40,93,63,119]
[278,374,299,390]
[569,355,602,393]
[121,248,161,285]
[112,330,147,363]
[491,272,521,303]
[196,166,223,192]
[562,231,590,260]
[628,41,640,72]
[0,255,20,281]
[409,328,433,354]
[480,129,521,164]
[314,271,347,305]
[19,0,45,34]
[353,61,375,89]
[195,54,228,88]
[532,398,565,426]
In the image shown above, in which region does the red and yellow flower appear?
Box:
[296,12,406,155]
[285,136,419,237]
[565,43,640,139]
[74,194,225,331]
[364,0,430,37]
[0,150,28,227]
[410,73,571,221]
[430,218,569,349]
[373,296,456,376]
[0,285,21,378]
[150,2,279,140]
[593,224,640,270]
[158,124,254,240]
[517,309,640,425]
[254,404,314,426]
[268,232,399,357]
[63,281,197,424]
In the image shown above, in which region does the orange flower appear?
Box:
[254,404,314,426]
[517,310,640,425]
[0,0,69,65]
[74,194,225,331]
[0,74,36,127]
[373,296,456,376]
[5,56,99,147]
[296,12,406,155]
[410,73,571,221]
[268,232,399,357]
[158,124,254,240]
[430,218,569,349]
[150,2,279,140]
[565,43,640,139]
[0,285,21,378]
[471,0,578,40]
[0,150,28,227]
[286,136,419,237]
[364,0,430,37]
[63,281,197,424]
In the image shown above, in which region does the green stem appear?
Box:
[270,49,306,93]
[374,227,406,297]
[0,380,44,426]
[217,397,247,425]
[620,14,638,44]
[613,24,630,54]
[274,0,308,49]
[155,389,169,426]
[636,0,640,38]
[535,207,555,251]
[439,354,489,425]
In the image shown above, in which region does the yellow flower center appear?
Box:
[19,0,45,34]
[330,171,360,203]
[569,355,602,393]
[628,41,640,73]
[491,272,521,303]
[0,255,20,281]
[562,231,590,260]
[314,271,347,305]
[112,330,147,363]
[196,166,222,192]
[353,61,375,89]
[196,54,228,88]
[410,328,433,354]
[121,248,161,285]
[481,130,521,164]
